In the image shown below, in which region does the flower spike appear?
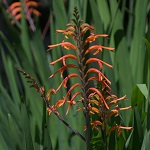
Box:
[45,7,132,144]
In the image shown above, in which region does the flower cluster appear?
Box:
[6,0,41,26]
[47,7,132,136]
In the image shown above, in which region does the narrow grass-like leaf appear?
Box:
[8,114,22,149]
[20,102,34,150]
[130,0,148,83]
[132,106,143,149]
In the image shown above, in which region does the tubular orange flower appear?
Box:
[49,64,78,78]
[85,58,113,69]
[54,100,66,108]
[107,110,119,119]
[48,41,77,51]
[50,54,78,66]
[115,105,131,111]
[65,83,83,99]
[84,33,108,46]
[56,74,82,92]
[85,45,114,55]
[46,88,56,102]
[90,120,102,130]
[66,100,76,115]
[88,87,109,109]
[65,92,80,115]
[56,30,75,39]
[108,125,133,135]
[90,106,100,114]
[90,100,99,106]
[85,68,111,84]
[80,23,94,35]
[85,45,102,55]
[108,95,127,107]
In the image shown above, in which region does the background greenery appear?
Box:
[0,0,150,149]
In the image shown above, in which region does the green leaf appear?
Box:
[131,84,148,113]
[8,114,22,149]
[136,84,148,99]
[20,102,34,150]
[43,127,53,150]
[125,130,134,149]
[130,0,148,83]
[132,106,143,150]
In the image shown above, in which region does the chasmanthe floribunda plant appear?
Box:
[18,7,132,149]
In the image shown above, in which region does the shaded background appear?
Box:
[0,0,150,149]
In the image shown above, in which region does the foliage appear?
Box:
[0,0,150,150]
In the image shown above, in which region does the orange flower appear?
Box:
[90,120,102,130]
[88,87,109,109]
[48,40,77,51]
[56,74,82,92]
[85,58,113,69]
[108,125,133,136]
[49,64,78,78]
[66,100,76,115]
[65,83,83,99]
[107,110,119,119]
[85,45,114,55]
[47,105,55,116]
[54,100,66,108]
[85,68,111,84]
[90,106,100,114]
[56,29,75,39]
[80,23,94,35]
[85,45,102,55]
[115,105,131,111]
[108,95,127,107]
[90,99,99,106]
[50,54,78,66]
[46,88,56,102]
[65,92,80,115]
[84,33,108,46]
